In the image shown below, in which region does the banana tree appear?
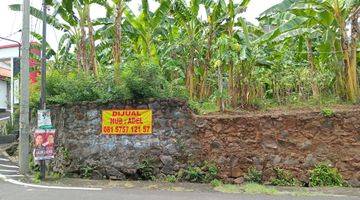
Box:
[59,0,110,75]
[123,0,171,60]
[260,0,360,102]
[224,0,251,107]
[10,0,110,76]
[170,0,204,99]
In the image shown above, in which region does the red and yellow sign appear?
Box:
[102,110,152,135]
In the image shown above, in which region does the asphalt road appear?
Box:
[1,180,359,200]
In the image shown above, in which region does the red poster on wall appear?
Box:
[33,129,55,161]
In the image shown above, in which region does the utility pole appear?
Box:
[19,0,30,174]
[39,0,47,180]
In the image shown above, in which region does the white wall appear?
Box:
[0,80,7,109]
[0,47,19,59]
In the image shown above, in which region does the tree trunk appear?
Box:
[200,28,213,100]
[86,4,97,76]
[339,8,359,102]
[76,40,82,70]
[349,7,359,101]
[228,1,237,108]
[229,63,235,107]
[306,38,319,99]
[79,11,88,72]
[186,45,195,99]
[217,65,225,112]
[113,0,123,84]
[331,41,346,99]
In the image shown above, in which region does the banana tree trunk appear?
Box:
[86,4,97,76]
[331,41,346,99]
[227,2,237,108]
[217,65,225,112]
[339,12,359,102]
[79,11,88,72]
[113,0,123,84]
[229,63,236,107]
[186,44,195,99]
[76,39,82,70]
[200,29,213,100]
[306,38,319,99]
[349,7,359,100]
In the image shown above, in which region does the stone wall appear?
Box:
[196,109,360,186]
[45,100,360,186]
[48,99,200,179]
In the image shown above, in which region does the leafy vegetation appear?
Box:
[210,179,223,187]
[321,108,335,117]
[80,165,94,179]
[214,183,280,195]
[242,183,279,195]
[9,0,359,111]
[270,167,299,186]
[309,163,344,187]
[244,166,262,184]
[165,175,177,183]
[214,184,241,193]
[177,162,218,183]
[137,159,157,181]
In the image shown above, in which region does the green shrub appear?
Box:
[48,172,62,180]
[321,108,334,117]
[309,164,344,187]
[5,120,14,135]
[165,175,177,183]
[138,159,156,180]
[270,168,298,186]
[211,179,223,187]
[244,167,262,184]
[30,82,41,108]
[122,59,169,99]
[188,100,218,114]
[181,166,204,183]
[80,165,94,179]
[58,147,70,161]
[33,172,42,183]
[46,71,102,105]
[242,183,279,195]
[36,60,177,107]
[29,155,40,172]
[178,162,218,183]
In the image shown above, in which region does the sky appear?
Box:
[0,0,282,50]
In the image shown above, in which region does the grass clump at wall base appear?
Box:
[214,183,279,195]
[80,165,94,179]
[177,162,218,183]
[165,175,177,183]
[242,183,279,195]
[138,159,156,181]
[210,179,223,187]
[309,164,344,187]
[270,168,299,186]
[214,184,241,193]
[244,166,262,184]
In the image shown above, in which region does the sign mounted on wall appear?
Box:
[102,110,152,135]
